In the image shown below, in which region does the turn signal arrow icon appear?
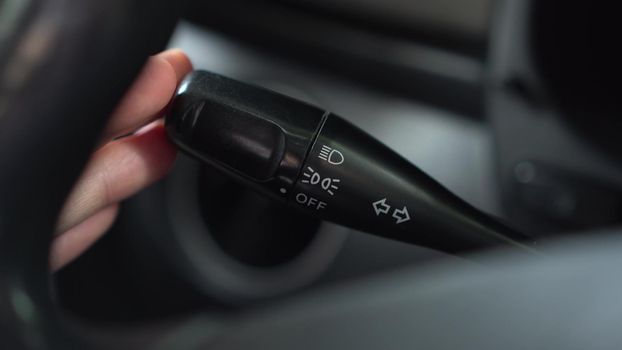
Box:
[392,206,411,224]
[373,198,391,216]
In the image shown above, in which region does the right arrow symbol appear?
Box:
[372,198,391,216]
[392,206,411,224]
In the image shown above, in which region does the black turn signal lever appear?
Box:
[166,71,537,256]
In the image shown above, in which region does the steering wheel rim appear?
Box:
[0,0,181,347]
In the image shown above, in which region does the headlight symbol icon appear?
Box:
[318,145,344,165]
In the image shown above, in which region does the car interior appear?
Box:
[1,0,621,349]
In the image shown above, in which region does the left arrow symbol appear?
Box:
[373,198,391,216]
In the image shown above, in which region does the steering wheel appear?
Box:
[3,0,622,349]
[0,0,181,347]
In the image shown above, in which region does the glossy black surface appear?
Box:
[293,115,535,254]
[167,71,325,199]
[184,99,287,181]
[167,71,536,255]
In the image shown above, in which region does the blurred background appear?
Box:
[55,0,622,324]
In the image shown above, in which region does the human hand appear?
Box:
[50,49,193,270]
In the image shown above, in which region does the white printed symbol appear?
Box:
[295,192,327,210]
[373,198,391,216]
[373,198,411,224]
[301,167,340,196]
[318,145,345,165]
[392,206,411,224]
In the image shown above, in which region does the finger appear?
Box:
[51,204,119,271]
[102,49,193,141]
[157,48,193,83]
[57,123,176,233]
